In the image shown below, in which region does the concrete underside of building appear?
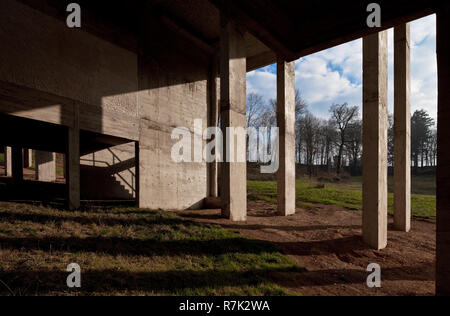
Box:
[0,0,448,295]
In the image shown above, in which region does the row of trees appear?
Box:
[246,91,437,176]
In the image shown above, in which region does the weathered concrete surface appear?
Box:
[0,0,138,115]
[277,60,296,216]
[67,107,80,210]
[5,146,12,177]
[362,31,389,250]
[35,151,56,182]
[208,58,220,198]
[137,6,209,211]
[394,24,411,232]
[220,16,247,222]
[436,3,450,296]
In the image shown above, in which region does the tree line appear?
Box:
[246,91,437,176]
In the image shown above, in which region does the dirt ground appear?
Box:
[178,199,436,296]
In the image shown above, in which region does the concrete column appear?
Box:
[66,106,80,210]
[23,149,33,168]
[35,151,56,182]
[437,4,450,296]
[394,24,411,232]
[362,31,388,250]
[5,146,12,177]
[277,59,296,216]
[11,147,23,183]
[220,15,247,222]
[135,141,140,207]
[209,56,220,198]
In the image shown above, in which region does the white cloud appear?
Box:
[247,14,437,121]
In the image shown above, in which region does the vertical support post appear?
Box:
[362,31,388,250]
[277,59,296,216]
[220,14,247,221]
[12,147,23,183]
[135,141,140,207]
[5,146,12,177]
[437,4,450,296]
[66,105,80,210]
[394,23,411,232]
[209,55,220,198]
[23,149,33,168]
[35,151,56,182]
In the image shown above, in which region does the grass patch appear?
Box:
[0,202,302,296]
[248,178,436,219]
[0,153,4,164]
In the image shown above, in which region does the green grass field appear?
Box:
[0,202,302,296]
[0,153,4,164]
[248,176,436,219]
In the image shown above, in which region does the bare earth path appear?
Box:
[178,200,435,296]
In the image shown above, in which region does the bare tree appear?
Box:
[346,119,362,175]
[329,103,359,175]
[301,112,321,178]
[246,93,265,128]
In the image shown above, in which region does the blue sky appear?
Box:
[247,15,437,121]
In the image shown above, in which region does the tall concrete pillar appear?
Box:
[220,15,247,222]
[67,107,80,210]
[209,56,220,198]
[23,149,33,168]
[436,4,450,296]
[277,59,296,216]
[11,147,23,183]
[35,151,56,182]
[394,24,411,232]
[362,31,388,250]
[5,146,12,177]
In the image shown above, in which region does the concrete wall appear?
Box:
[0,1,210,210]
[137,17,210,210]
[0,0,138,115]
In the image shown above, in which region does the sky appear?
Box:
[247,14,437,121]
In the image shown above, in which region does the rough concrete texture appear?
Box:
[137,13,210,211]
[5,146,12,177]
[220,17,247,222]
[81,143,136,200]
[67,106,80,210]
[35,151,56,182]
[362,31,389,250]
[277,60,296,216]
[436,4,450,296]
[0,0,138,115]
[394,24,411,232]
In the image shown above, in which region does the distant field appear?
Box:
[248,176,436,219]
[0,153,4,164]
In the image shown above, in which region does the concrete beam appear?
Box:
[35,151,56,182]
[277,59,296,216]
[220,15,247,222]
[11,147,23,183]
[362,31,389,250]
[66,107,80,210]
[436,4,450,296]
[394,23,411,232]
[5,146,12,177]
